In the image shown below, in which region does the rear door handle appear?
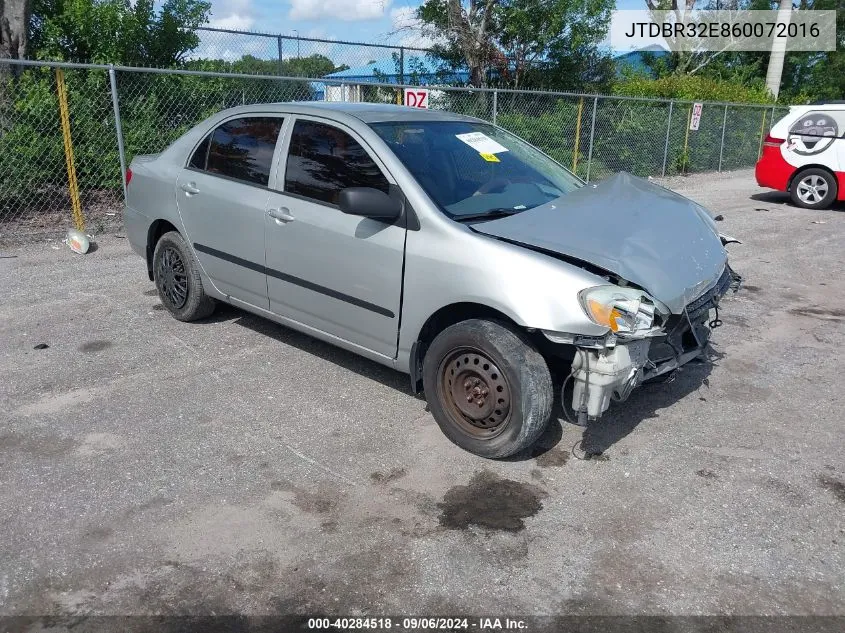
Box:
[268,207,295,224]
[180,182,200,195]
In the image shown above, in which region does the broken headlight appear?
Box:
[578,286,657,334]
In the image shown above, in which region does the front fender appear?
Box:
[397,226,609,372]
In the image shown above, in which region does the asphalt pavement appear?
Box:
[1,169,843,621]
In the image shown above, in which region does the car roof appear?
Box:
[215,101,485,124]
[791,102,845,110]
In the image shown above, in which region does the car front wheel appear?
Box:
[422,319,553,459]
[790,168,837,210]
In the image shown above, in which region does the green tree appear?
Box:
[416,0,614,90]
[29,0,210,66]
[637,0,844,102]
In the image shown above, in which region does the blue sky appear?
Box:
[202,0,648,54]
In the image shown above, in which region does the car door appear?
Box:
[264,116,405,359]
[176,115,286,309]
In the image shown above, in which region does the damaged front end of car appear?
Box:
[470,171,745,426]
[544,265,741,425]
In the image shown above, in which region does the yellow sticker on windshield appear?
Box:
[480,152,500,162]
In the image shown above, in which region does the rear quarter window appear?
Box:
[786,110,843,156]
[194,116,284,186]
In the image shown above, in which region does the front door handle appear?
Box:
[268,207,295,224]
[180,182,200,195]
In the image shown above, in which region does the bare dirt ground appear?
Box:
[0,170,843,626]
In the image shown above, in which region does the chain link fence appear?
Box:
[191,26,434,80]
[0,59,787,243]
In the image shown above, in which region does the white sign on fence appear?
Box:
[690,102,703,131]
[404,88,430,109]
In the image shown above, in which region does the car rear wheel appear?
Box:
[153,231,216,321]
[790,168,837,210]
[422,319,553,459]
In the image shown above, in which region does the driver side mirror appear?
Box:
[338,187,401,221]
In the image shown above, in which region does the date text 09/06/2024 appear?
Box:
[307,617,528,630]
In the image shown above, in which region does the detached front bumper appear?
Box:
[569,266,736,420]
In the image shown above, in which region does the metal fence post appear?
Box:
[108,66,128,202]
[56,68,85,231]
[572,97,584,173]
[399,47,405,85]
[718,104,728,172]
[277,36,284,75]
[661,100,673,177]
[492,89,498,126]
[585,96,598,182]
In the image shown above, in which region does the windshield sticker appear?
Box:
[479,152,500,162]
[456,132,509,155]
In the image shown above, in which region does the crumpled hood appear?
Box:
[471,172,728,314]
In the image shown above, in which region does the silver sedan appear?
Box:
[124,102,738,458]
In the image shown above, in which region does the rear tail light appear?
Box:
[763,134,785,148]
[125,168,133,185]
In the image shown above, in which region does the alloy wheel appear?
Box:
[156,246,188,309]
[796,174,829,205]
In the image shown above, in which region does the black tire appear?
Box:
[790,168,837,210]
[422,319,553,459]
[152,230,216,322]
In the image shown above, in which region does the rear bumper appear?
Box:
[755,148,794,192]
[123,204,150,258]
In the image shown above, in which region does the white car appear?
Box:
[756,102,845,209]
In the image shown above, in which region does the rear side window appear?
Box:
[198,117,284,186]
[786,109,842,157]
[284,120,389,205]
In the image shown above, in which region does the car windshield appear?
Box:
[370,120,582,221]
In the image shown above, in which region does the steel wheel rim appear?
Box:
[156,246,188,309]
[437,347,512,439]
[797,175,828,204]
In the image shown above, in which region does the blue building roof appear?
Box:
[322,54,470,85]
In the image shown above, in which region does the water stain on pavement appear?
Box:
[292,489,338,515]
[82,526,114,541]
[370,467,406,484]
[0,432,76,458]
[78,340,113,353]
[817,474,845,503]
[790,307,845,322]
[438,470,545,532]
[531,445,570,468]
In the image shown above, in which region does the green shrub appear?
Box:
[613,75,775,104]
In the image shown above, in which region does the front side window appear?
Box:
[370,121,582,221]
[284,120,389,205]
[193,116,283,186]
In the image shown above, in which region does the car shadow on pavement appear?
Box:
[751,190,845,212]
[200,303,724,458]
[750,191,791,206]
[199,303,416,396]
[523,345,724,461]
[578,347,722,456]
